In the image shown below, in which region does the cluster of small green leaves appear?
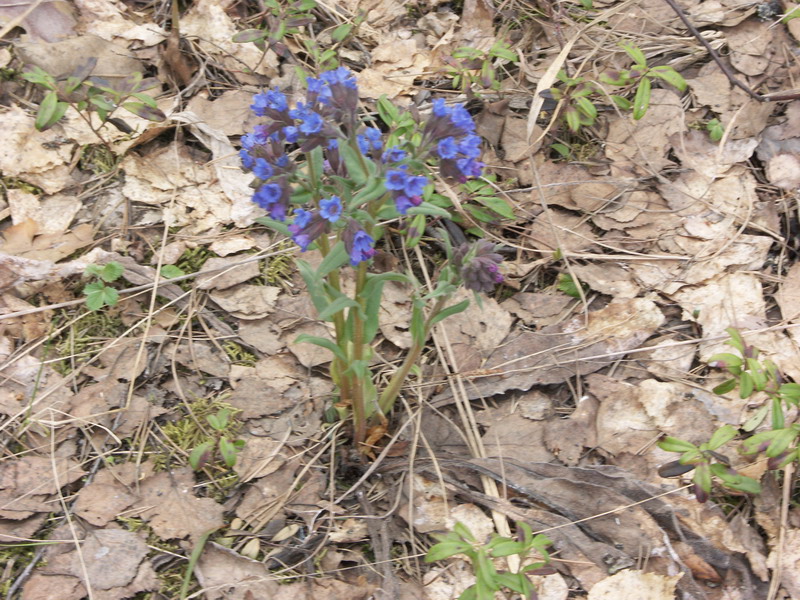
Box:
[659,328,800,502]
[22,58,165,132]
[232,0,317,57]
[548,44,687,133]
[83,262,123,311]
[445,41,519,94]
[188,409,245,471]
[425,521,552,600]
[658,425,760,504]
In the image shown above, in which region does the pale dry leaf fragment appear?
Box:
[0,0,75,41]
[773,528,800,598]
[570,263,640,298]
[209,235,256,256]
[170,340,230,378]
[503,292,573,328]
[187,90,260,137]
[501,116,535,163]
[0,456,85,497]
[724,19,773,76]
[587,570,681,600]
[637,380,716,443]
[480,411,554,463]
[238,318,285,355]
[209,285,280,319]
[378,279,413,349]
[7,190,82,235]
[73,0,166,44]
[669,130,758,180]
[525,209,598,253]
[196,257,260,290]
[233,436,287,482]
[20,573,85,600]
[587,374,658,457]
[764,153,800,190]
[776,262,800,322]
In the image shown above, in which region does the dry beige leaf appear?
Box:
[500,115,532,163]
[73,482,137,527]
[725,19,773,76]
[0,456,85,497]
[435,297,664,402]
[135,468,224,542]
[209,235,257,256]
[669,130,758,179]
[71,529,149,590]
[187,90,259,137]
[776,262,800,322]
[774,529,800,597]
[197,257,260,290]
[480,411,554,463]
[587,374,658,457]
[503,292,574,328]
[170,340,230,378]
[764,153,800,190]
[7,191,81,235]
[605,89,685,176]
[233,437,287,483]
[587,570,681,600]
[209,285,280,319]
[525,209,598,253]
[570,263,640,298]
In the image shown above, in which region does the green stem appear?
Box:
[351,261,369,448]
[377,295,448,415]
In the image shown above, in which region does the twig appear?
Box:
[662,0,800,102]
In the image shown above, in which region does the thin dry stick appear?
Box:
[662,0,800,102]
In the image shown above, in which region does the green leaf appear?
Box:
[610,94,632,110]
[160,265,185,279]
[707,424,737,450]
[99,261,124,282]
[255,216,292,237]
[425,541,471,562]
[189,441,215,470]
[767,428,799,458]
[657,436,697,453]
[707,353,743,370]
[318,293,360,321]
[317,241,350,277]
[622,43,648,67]
[349,175,387,209]
[405,213,426,249]
[294,334,347,363]
[476,195,515,219]
[632,76,651,120]
[331,23,353,42]
[21,66,56,89]
[338,140,369,185]
[742,403,769,432]
[410,298,425,347]
[122,101,166,121]
[377,95,399,126]
[297,260,328,314]
[83,282,119,311]
[232,28,269,43]
[487,539,525,557]
[739,371,754,399]
[429,299,470,327]
[575,96,597,122]
[565,106,582,132]
[362,272,411,343]
[693,463,712,496]
[35,91,68,131]
[406,202,452,218]
[218,437,239,468]
[712,378,737,395]
[649,65,687,91]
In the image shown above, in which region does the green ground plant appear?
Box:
[425,521,552,600]
[658,328,800,502]
[21,60,165,136]
[444,40,519,94]
[548,43,687,132]
[83,261,124,310]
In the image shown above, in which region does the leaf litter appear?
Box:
[1,0,800,598]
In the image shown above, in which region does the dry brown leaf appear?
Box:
[209,284,279,319]
[525,209,598,253]
[73,482,137,527]
[196,257,260,291]
[135,468,225,542]
[435,297,664,402]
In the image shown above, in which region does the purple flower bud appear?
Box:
[306,77,332,105]
[290,211,328,251]
[251,89,288,116]
[319,196,343,223]
[432,98,449,117]
[289,103,324,135]
[382,146,406,163]
[320,67,359,115]
[453,240,504,293]
[253,182,288,221]
[343,220,377,266]
[450,104,476,133]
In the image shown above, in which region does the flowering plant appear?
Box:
[241,67,504,452]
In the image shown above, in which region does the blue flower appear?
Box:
[283,126,299,143]
[321,67,358,90]
[288,208,312,234]
[251,89,288,115]
[458,134,482,159]
[365,127,382,149]
[319,196,343,222]
[437,137,458,159]
[357,135,370,155]
[276,154,290,168]
[240,149,255,170]
[432,98,449,117]
[385,167,409,191]
[456,157,483,179]
[382,146,406,162]
[450,104,476,132]
[253,183,286,220]
[328,138,339,150]
[343,220,377,266]
[403,175,428,197]
[253,158,273,180]
[306,77,332,104]
[394,194,423,215]
[289,103,324,135]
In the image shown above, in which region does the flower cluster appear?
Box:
[240,66,498,284]
[453,240,504,293]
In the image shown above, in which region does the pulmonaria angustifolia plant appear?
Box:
[240,67,503,452]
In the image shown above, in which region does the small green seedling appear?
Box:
[658,425,761,503]
[231,0,317,58]
[426,521,552,600]
[445,40,519,94]
[22,59,165,133]
[160,264,186,279]
[83,261,124,311]
[706,118,724,142]
[557,273,588,298]
[548,43,687,132]
[188,409,245,471]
